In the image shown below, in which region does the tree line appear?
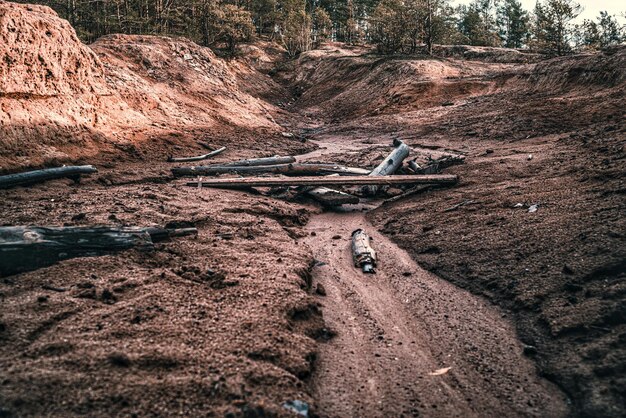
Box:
[13,0,626,56]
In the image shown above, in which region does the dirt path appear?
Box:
[298,137,569,417]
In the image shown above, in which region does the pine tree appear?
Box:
[497,0,529,48]
[532,0,582,55]
[457,0,499,47]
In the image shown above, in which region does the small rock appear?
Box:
[564,282,584,292]
[282,400,309,417]
[331,235,341,240]
[485,149,494,154]
[562,265,574,275]
[527,154,533,161]
[316,283,327,296]
[108,352,131,367]
[281,132,294,138]
[402,271,412,277]
[523,345,537,356]
[513,203,524,208]
[71,213,86,221]
[37,295,49,303]
[310,231,316,236]
[528,204,539,213]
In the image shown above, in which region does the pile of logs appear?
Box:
[176,139,462,206]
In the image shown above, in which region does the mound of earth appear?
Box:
[434,44,543,63]
[0,1,305,173]
[291,47,511,121]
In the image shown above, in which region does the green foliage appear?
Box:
[11,0,625,57]
[531,0,582,55]
[371,0,458,54]
[576,11,624,50]
[457,0,500,47]
[278,0,313,56]
[497,0,529,48]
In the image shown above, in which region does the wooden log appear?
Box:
[352,229,377,273]
[167,147,226,163]
[220,156,296,167]
[172,163,370,177]
[306,187,360,206]
[186,174,458,189]
[0,165,98,189]
[0,226,197,277]
[363,139,411,196]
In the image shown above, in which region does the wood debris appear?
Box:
[186,174,458,189]
[0,165,98,189]
[167,146,226,162]
[0,226,197,277]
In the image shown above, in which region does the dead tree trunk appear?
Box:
[220,156,296,167]
[0,226,197,277]
[167,147,226,163]
[362,139,411,196]
[0,166,98,189]
[172,163,370,177]
[186,174,458,189]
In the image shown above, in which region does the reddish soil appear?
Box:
[1,3,625,417]
[287,45,625,417]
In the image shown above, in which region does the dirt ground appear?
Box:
[288,47,625,416]
[1,4,625,417]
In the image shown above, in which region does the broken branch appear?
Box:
[167,146,226,163]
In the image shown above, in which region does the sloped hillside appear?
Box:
[0,1,301,172]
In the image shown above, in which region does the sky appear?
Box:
[451,0,625,22]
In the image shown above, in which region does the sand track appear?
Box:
[298,138,568,417]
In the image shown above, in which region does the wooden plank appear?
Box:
[172,163,370,177]
[186,174,458,189]
[0,165,98,189]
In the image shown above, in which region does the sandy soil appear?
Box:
[1,4,624,416]
[290,46,625,417]
[303,208,566,417]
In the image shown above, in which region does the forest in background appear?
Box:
[12,0,626,56]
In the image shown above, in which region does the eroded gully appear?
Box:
[295,134,569,417]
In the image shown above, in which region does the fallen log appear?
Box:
[0,226,197,277]
[220,155,296,167]
[172,163,370,177]
[186,174,457,189]
[167,146,226,163]
[306,187,360,206]
[352,229,377,273]
[363,139,411,196]
[0,165,98,189]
